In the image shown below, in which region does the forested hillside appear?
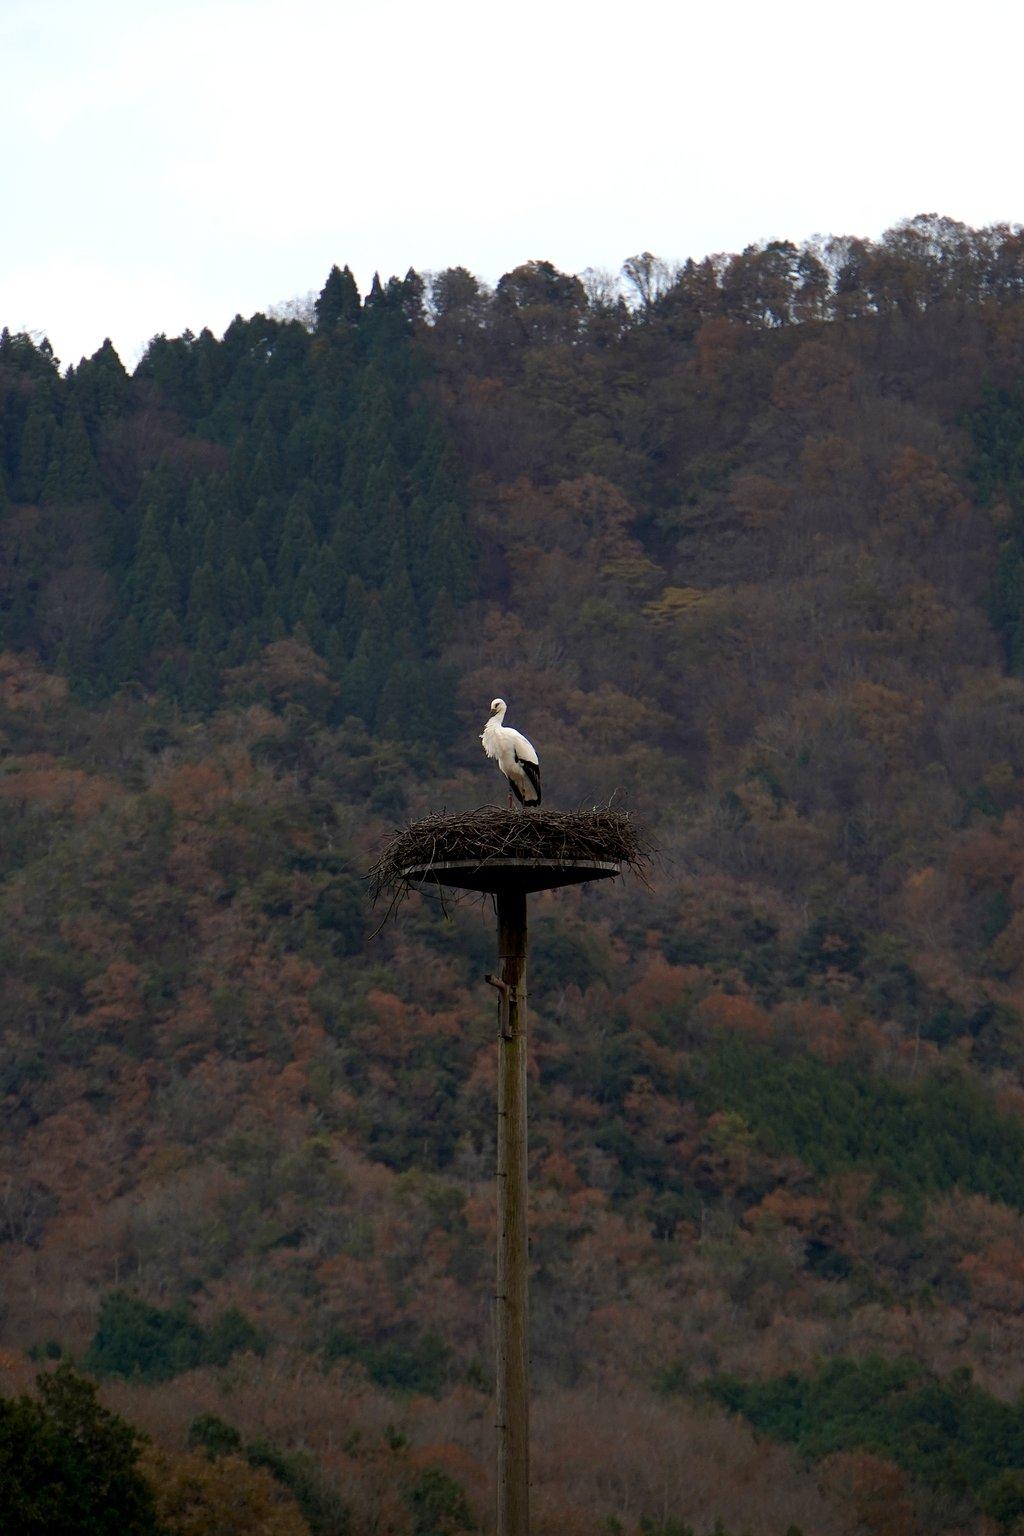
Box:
[5,214,1024,1534]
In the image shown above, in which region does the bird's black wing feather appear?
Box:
[516,754,542,805]
[506,771,527,805]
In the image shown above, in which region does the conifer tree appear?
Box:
[327,517,356,586]
[154,608,180,650]
[17,399,55,501]
[134,462,185,541]
[275,516,315,597]
[424,502,473,605]
[127,506,179,638]
[340,574,369,653]
[221,556,252,633]
[129,507,179,643]
[381,548,418,641]
[71,339,130,425]
[427,588,458,650]
[251,495,280,562]
[167,518,192,596]
[185,620,220,711]
[342,632,378,724]
[199,518,223,574]
[399,267,426,323]
[358,456,405,576]
[314,265,361,330]
[249,556,272,618]
[223,625,248,666]
[186,562,223,646]
[110,613,144,683]
[64,407,101,498]
[324,624,346,678]
[300,588,324,648]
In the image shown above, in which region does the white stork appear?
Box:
[481,698,542,807]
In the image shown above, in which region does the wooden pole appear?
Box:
[491,885,529,1536]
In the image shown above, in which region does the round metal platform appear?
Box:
[399,857,622,894]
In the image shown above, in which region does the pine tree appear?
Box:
[427,588,458,650]
[184,620,220,711]
[222,625,248,666]
[129,507,179,643]
[251,495,280,562]
[377,658,420,738]
[249,556,272,616]
[55,406,102,502]
[275,495,318,616]
[314,265,361,330]
[221,556,252,632]
[183,479,210,540]
[186,562,224,646]
[109,613,144,683]
[154,608,180,649]
[399,267,426,323]
[17,399,55,501]
[424,502,473,605]
[154,611,184,696]
[342,632,379,724]
[72,338,130,425]
[381,547,418,642]
[358,455,405,576]
[299,588,324,648]
[199,518,223,573]
[378,658,450,742]
[340,575,368,652]
[324,624,346,678]
[310,538,345,621]
[308,417,345,487]
[167,518,192,598]
[339,370,395,505]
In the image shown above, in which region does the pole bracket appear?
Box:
[485,973,518,1038]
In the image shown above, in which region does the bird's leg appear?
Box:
[507,791,514,810]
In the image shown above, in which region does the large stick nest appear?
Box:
[367,806,651,911]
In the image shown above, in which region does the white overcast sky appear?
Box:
[3,0,1021,370]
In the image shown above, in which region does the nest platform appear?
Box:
[368,806,650,901]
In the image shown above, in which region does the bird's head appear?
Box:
[489,698,506,717]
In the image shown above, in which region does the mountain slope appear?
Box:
[5,216,1024,1533]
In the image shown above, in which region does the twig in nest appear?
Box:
[365,803,653,921]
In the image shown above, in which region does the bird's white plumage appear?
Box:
[481,698,542,805]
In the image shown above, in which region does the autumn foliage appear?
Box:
[6,217,1024,1531]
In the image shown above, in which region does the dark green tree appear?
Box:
[71,339,130,425]
[17,398,56,501]
[129,506,180,642]
[0,1360,159,1535]
[186,562,224,646]
[314,264,361,330]
[187,1413,243,1460]
[184,620,221,711]
[85,1291,205,1382]
[407,1466,475,1535]
[45,406,102,503]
